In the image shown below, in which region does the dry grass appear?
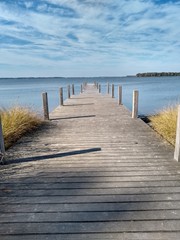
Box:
[0,107,43,149]
[149,105,178,145]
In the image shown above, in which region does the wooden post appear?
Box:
[42,92,49,120]
[112,84,114,98]
[174,105,180,161]
[59,87,63,106]
[83,82,86,90]
[118,86,122,105]
[0,115,5,156]
[67,85,70,99]
[99,84,101,93]
[107,82,110,94]
[72,84,75,95]
[132,90,139,118]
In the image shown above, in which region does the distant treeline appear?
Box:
[136,72,180,77]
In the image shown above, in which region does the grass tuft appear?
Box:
[149,106,178,145]
[0,107,43,149]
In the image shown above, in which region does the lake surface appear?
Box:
[0,76,180,116]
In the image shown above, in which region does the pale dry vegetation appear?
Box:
[149,106,178,145]
[0,107,43,149]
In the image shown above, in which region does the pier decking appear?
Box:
[1,84,180,239]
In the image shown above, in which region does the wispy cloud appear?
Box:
[0,0,180,77]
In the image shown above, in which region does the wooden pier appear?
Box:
[1,83,180,239]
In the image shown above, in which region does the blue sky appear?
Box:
[0,0,180,77]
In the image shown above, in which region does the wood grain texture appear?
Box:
[1,84,179,239]
[59,87,63,106]
[42,92,49,120]
[118,85,122,105]
[132,90,139,118]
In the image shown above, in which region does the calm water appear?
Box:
[0,76,180,115]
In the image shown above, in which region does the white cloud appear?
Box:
[0,0,180,77]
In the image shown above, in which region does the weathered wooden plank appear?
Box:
[2,165,178,174]
[1,186,180,197]
[1,209,180,222]
[0,220,180,234]
[1,169,180,179]
[2,180,180,190]
[2,233,180,240]
[3,162,176,170]
[3,166,179,176]
[0,232,180,240]
[3,175,179,183]
[1,193,180,204]
[2,175,180,184]
[1,201,180,213]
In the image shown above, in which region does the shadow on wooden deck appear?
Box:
[64,103,94,106]
[51,115,96,121]
[5,148,101,165]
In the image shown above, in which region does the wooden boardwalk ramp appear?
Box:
[1,83,180,239]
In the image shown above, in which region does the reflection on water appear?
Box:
[0,76,180,115]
